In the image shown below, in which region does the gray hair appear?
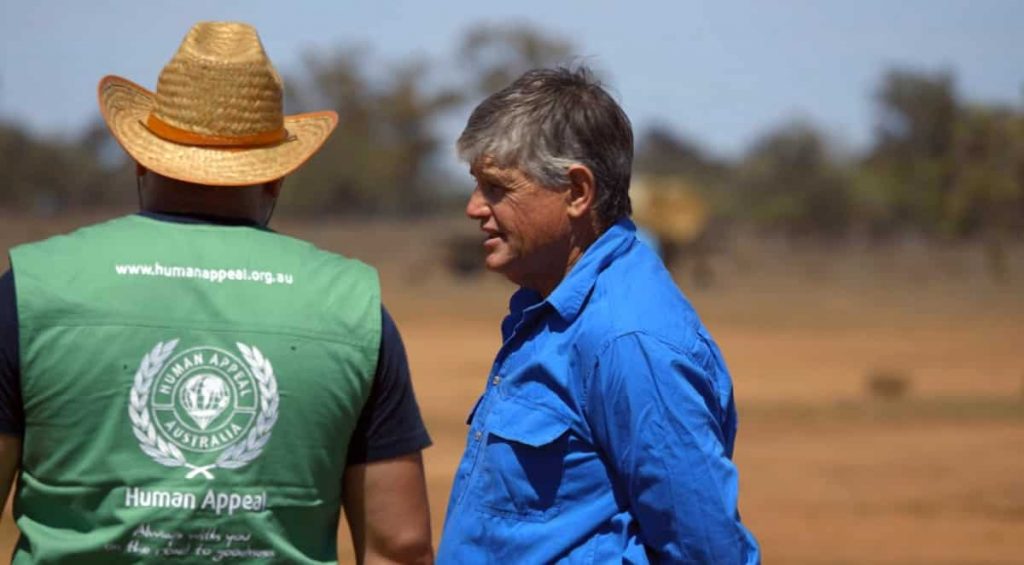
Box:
[457,66,634,227]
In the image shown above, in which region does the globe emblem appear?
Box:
[180,373,232,430]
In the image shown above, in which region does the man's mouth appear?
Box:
[483,230,507,250]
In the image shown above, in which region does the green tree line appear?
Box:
[639,68,1024,243]
[1,24,1021,244]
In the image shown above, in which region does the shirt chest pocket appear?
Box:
[475,403,572,522]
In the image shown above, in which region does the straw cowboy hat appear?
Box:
[99,21,337,186]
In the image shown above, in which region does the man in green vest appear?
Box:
[0,22,434,563]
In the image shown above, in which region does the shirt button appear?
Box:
[491,375,502,386]
[473,430,483,441]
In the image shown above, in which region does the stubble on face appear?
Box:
[468,160,573,295]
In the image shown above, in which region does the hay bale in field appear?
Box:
[631,175,710,246]
[631,175,717,286]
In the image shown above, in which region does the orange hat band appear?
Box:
[145,113,288,147]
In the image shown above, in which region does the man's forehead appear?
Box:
[470,156,512,178]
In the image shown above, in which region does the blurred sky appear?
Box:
[1,0,1021,161]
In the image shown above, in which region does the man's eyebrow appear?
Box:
[470,156,498,178]
[471,168,498,182]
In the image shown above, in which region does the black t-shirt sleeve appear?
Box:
[345,306,431,465]
[0,269,24,436]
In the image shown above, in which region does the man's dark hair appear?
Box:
[457,66,634,227]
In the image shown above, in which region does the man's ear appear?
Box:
[566,164,596,219]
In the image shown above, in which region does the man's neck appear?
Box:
[530,255,579,299]
[138,209,266,228]
[138,173,274,226]
[530,223,600,298]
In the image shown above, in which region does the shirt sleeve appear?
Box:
[345,305,432,465]
[584,332,757,563]
[0,269,24,436]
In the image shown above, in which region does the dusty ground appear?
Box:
[0,211,1022,563]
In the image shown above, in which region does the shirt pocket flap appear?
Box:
[490,404,571,447]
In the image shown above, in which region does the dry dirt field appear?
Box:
[1,211,1022,564]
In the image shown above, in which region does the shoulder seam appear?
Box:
[581,329,710,415]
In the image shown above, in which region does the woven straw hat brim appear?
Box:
[99,75,337,186]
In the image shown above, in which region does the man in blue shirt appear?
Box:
[438,67,760,563]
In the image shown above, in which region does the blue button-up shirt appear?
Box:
[438,219,759,564]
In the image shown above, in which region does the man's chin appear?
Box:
[483,255,518,280]
[483,259,508,274]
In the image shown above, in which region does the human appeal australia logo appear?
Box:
[128,340,279,480]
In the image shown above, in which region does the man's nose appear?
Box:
[465,186,488,220]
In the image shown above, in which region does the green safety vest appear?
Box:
[9,214,380,563]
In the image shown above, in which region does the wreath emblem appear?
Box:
[128,340,280,480]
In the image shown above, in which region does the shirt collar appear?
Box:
[533,217,637,323]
